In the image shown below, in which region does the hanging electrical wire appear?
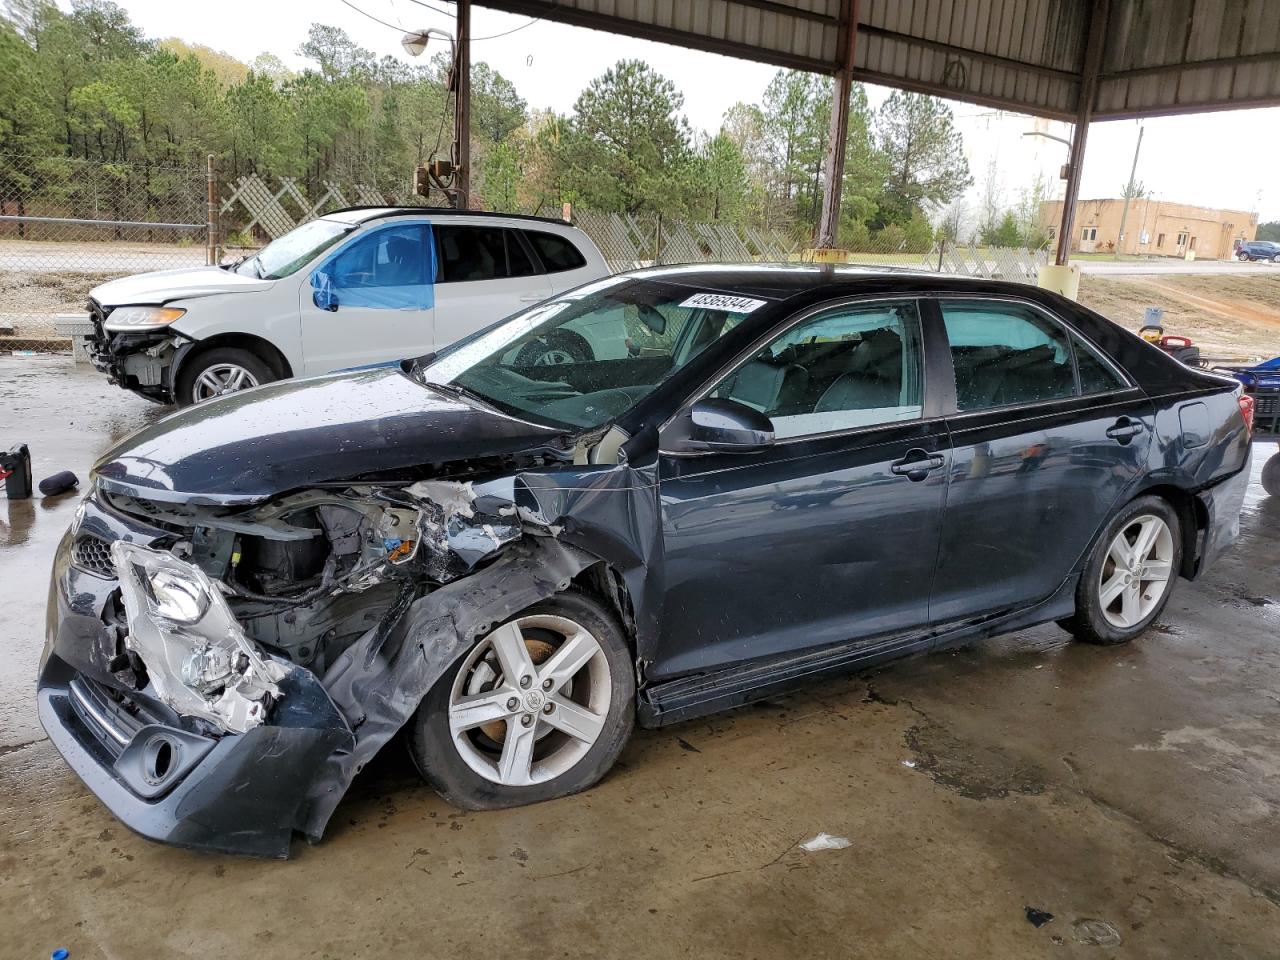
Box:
[403,0,557,41]
[337,0,405,33]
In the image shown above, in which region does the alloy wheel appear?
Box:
[191,363,260,403]
[448,614,612,786]
[1099,514,1174,628]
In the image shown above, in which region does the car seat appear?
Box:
[814,329,903,412]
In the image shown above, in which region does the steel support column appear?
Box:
[816,0,858,249]
[1055,0,1109,266]
[455,0,472,209]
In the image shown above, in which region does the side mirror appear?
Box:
[680,398,774,452]
[311,272,339,312]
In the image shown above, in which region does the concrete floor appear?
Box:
[2,356,1279,959]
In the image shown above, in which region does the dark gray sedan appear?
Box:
[39,265,1252,856]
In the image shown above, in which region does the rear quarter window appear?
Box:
[526,230,588,272]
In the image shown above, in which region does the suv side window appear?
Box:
[525,230,588,272]
[313,223,433,309]
[711,301,924,440]
[941,300,1077,411]
[435,226,534,282]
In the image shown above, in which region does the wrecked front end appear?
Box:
[86,299,186,403]
[39,465,647,857]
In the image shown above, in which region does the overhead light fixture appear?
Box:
[401,27,454,57]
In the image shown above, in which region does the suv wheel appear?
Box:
[408,590,635,810]
[175,347,276,406]
[1061,495,1182,645]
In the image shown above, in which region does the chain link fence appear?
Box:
[0,154,208,345]
[0,155,1049,350]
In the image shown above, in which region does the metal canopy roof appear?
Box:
[480,0,1280,120]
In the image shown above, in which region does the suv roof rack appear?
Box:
[329,206,573,227]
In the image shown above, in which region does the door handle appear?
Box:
[890,448,946,481]
[1106,417,1145,443]
[519,295,544,302]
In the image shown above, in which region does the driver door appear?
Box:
[651,299,951,681]
[298,222,436,375]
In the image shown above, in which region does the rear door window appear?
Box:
[940,301,1077,411]
[525,230,588,272]
[1071,332,1127,394]
[435,226,536,282]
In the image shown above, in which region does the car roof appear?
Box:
[322,206,578,228]
[611,262,1034,301]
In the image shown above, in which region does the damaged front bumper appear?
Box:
[38,474,625,856]
[86,316,185,403]
[38,506,354,858]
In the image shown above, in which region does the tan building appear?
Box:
[1039,198,1258,260]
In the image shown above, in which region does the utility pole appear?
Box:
[1115,123,1144,260]
[454,0,471,209]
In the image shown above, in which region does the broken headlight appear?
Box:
[145,567,210,623]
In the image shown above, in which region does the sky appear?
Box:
[67,0,1280,223]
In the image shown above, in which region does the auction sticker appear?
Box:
[679,293,768,313]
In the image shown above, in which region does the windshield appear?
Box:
[416,277,765,429]
[235,218,353,279]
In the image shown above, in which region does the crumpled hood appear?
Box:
[94,367,570,504]
[91,266,269,307]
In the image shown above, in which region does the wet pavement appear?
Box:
[2,355,1279,959]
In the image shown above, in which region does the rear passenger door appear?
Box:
[929,297,1154,624]
[431,224,553,349]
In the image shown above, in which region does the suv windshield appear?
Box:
[416,277,761,429]
[235,218,353,279]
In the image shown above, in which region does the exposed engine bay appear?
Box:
[98,478,549,734]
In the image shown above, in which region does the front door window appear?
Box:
[710,301,924,439]
[312,223,434,310]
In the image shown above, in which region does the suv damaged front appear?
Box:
[38,273,741,856]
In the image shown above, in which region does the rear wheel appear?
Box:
[175,347,276,407]
[407,590,635,810]
[1062,495,1181,645]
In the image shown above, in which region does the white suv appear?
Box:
[85,208,610,405]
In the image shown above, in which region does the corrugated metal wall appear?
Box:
[481,0,1280,119]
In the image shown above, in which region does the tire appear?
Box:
[1262,453,1280,498]
[174,347,277,407]
[1062,495,1182,645]
[407,589,635,810]
[515,329,593,366]
[1238,253,1249,261]
[1273,255,1280,265]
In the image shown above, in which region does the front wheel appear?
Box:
[1062,495,1182,645]
[174,347,276,406]
[407,590,635,810]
